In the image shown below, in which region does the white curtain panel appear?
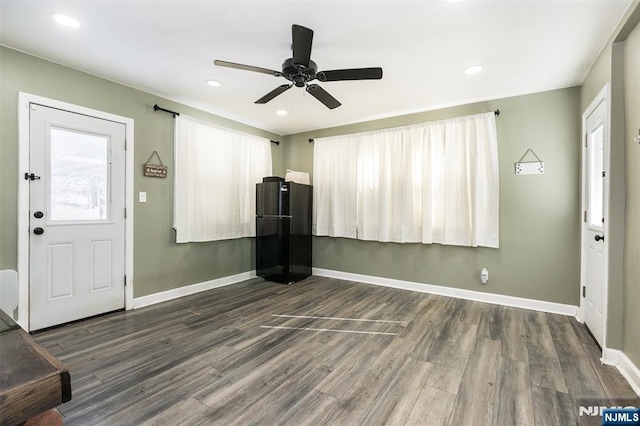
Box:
[174,115,272,243]
[313,112,499,248]
[313,135,358,238]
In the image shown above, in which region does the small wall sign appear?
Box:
[515,161,544,175]
[515,148,544,175]
[144,150,167,178]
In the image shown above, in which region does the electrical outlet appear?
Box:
[481,268,489,284]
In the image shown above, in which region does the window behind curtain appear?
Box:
[174,115,272,243]
[313,112,499,248]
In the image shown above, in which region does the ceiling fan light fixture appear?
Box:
[276,110,288,116]
[51,12,80,28]
[206,79,221,87]
[214,24,383,110]
[464,65,483,75]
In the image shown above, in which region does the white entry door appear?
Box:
[29,104,126,330]
[583,98,607,347]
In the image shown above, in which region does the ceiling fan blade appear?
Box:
[214,60,281,77]
[292,24,313,67]
[317,67,383,82]
[306,84,341,109]
[255,84,293,104]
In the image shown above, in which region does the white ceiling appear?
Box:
[0,1,633,135]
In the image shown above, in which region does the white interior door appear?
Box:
[29,104,126,331]
[583,98,607,347]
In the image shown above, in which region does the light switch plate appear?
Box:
[139,192,147,203]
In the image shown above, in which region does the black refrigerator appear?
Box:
[256,178,312,284]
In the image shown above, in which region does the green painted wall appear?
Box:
[623,18,640,370]
[284,88,582,305]
[0,46,284,297]
[580,42,613,114]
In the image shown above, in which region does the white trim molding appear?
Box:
[133,271,257,309]
[17,92,135,331]
[602,347,621,366]
[602,349,640,397]
[312,268,579,317]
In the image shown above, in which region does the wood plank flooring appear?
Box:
[32,276,639,425]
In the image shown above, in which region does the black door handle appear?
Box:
[595,234,605,242]
[33,227,44,235]
[34,211,44,218]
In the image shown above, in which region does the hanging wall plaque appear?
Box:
[515,148,544,175]
[144,150,167,178]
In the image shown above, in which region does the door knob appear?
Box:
[595,234,605,242]
[33,227,44,235]
[34,211,44,218]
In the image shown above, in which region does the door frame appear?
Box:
[579,83,611,352]
[17,92,135,331]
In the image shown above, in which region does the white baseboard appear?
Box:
[602,347,621,367]
[132,271,257,309]
[312,268,579,317]
[602,348,640,397]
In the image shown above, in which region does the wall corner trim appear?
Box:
[602,347,621,366]
[132,271,257,309]
[602,348,640,397]
[312,268,579,317]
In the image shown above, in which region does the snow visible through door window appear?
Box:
[588,123,604,229]
[49,127,109,221]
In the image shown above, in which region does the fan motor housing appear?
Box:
[282,58,318,87]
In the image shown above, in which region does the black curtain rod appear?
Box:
[308,109,500,143]
[153,104,280,144]
[154,104,180,117]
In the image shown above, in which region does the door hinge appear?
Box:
[124,275,127,287]
[585,134,588,148]
[602,171,606,178]
[124,139,127,151]
[124,208,127,219]
[582,286,586,298]
[24,172,41,181]
[583,211,587,223]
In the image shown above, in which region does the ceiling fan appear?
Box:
[214,24,383,110]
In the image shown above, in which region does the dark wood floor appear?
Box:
[33,276,638,425]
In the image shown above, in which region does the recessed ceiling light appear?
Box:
[464,65,483,75]
[276,110,288,116]
[206,79,221,87]
[51,12,80,28]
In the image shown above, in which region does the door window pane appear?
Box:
[50,127,109,221]
[588,123,604,228]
